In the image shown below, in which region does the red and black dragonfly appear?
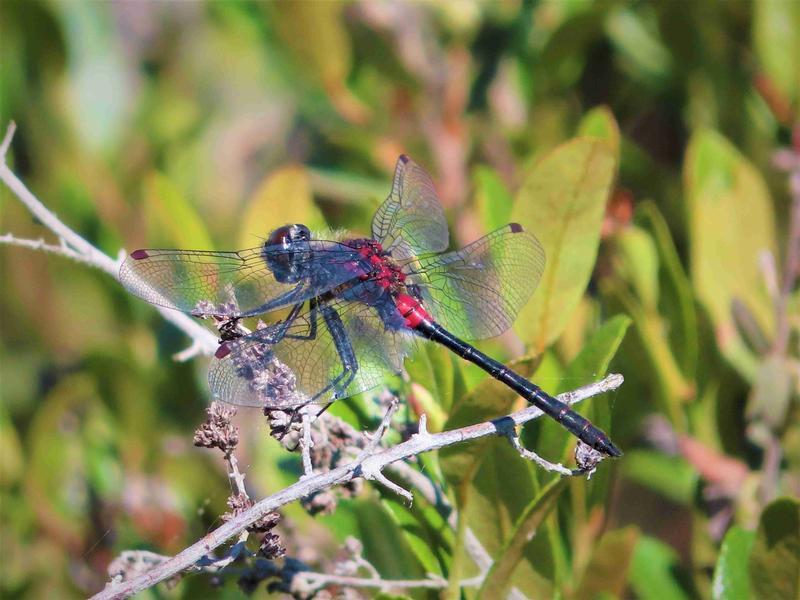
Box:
[120,156,621,457]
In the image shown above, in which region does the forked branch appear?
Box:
[91,373,622,600]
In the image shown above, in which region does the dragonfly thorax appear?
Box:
[351,238,406,290]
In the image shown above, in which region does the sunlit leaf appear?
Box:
[578,105,621,156]
[512,138,618,353]
[474,165,513,233]
[238,165,326,248]
[748,498,800,600]
[713,526,754,600]
[615,226,660,310]
[686,130,777,381]
[753,0,800,106]
[144,172,214,250]
[406,343,463,418]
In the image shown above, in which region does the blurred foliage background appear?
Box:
[1,1,799,598]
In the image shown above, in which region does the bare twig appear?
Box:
[91,373,623,600]
[504,429,579,476]
[300,406,315,478]
[0,122,218,356]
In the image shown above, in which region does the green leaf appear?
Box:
[512,137,618,353]
[637,201,698,379]
[753,0,800,106]
[559,314,631,395]
[576,527,640,599]
[337,498,427,580]
[381,494,451,577]
[144,172,214,250]
[479,477,566,599]
[439,356,536,489]
[474,165,513,233]
[406,343,463,418]
[532,315,630,457]
[268,0,366,122]
[685,130,777,381]
[748,498,800,600]
[615,226,660,310]
[604,6,672,87]
[238,165,326,248]
[629,536,691,600]
[621,449,698,505]
[577,106,621,156]
[748,355,794,430]
[713,526,755,600]
[0,403,23,487]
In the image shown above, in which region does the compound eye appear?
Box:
[290,224,311,241]
[266,225,293,247]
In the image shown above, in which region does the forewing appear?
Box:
[371,155,449,260]
[119,241,364,318]
[406,224,545,340]
[208,298,414,408]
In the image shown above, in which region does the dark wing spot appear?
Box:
[398,154,410,164]
[215,343,232,359]
[509,223,524,233]
[130,249,150,260]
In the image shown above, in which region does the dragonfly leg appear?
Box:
[308,303,359,403]
[283,298,319,341]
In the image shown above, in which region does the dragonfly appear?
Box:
[120,155,621,457]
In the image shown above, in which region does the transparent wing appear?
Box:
[405,223,545,340]
[208,297,415,408]
[371,155,449,260]
[119,241,366,318]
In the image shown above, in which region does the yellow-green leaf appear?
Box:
[238,165,326,249]
[144,172,214,249]
[578,105,621,156]
[685,130,777,380]
[512,138,618,353]
[753,0,800,106]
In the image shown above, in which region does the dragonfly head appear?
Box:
[263,224,313,283]
[267,224,311,248]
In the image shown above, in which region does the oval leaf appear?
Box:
[578,105,621,156]
[748,498,800,600]
[512,137,618,353]
[713,526,755,600]
[237,165,326,248]
[685,130,777,380]
[144,172,214,250]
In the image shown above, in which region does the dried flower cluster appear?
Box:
[193,402,239,453]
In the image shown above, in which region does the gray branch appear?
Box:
[0,122,218,358]
[91,373,623,600]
